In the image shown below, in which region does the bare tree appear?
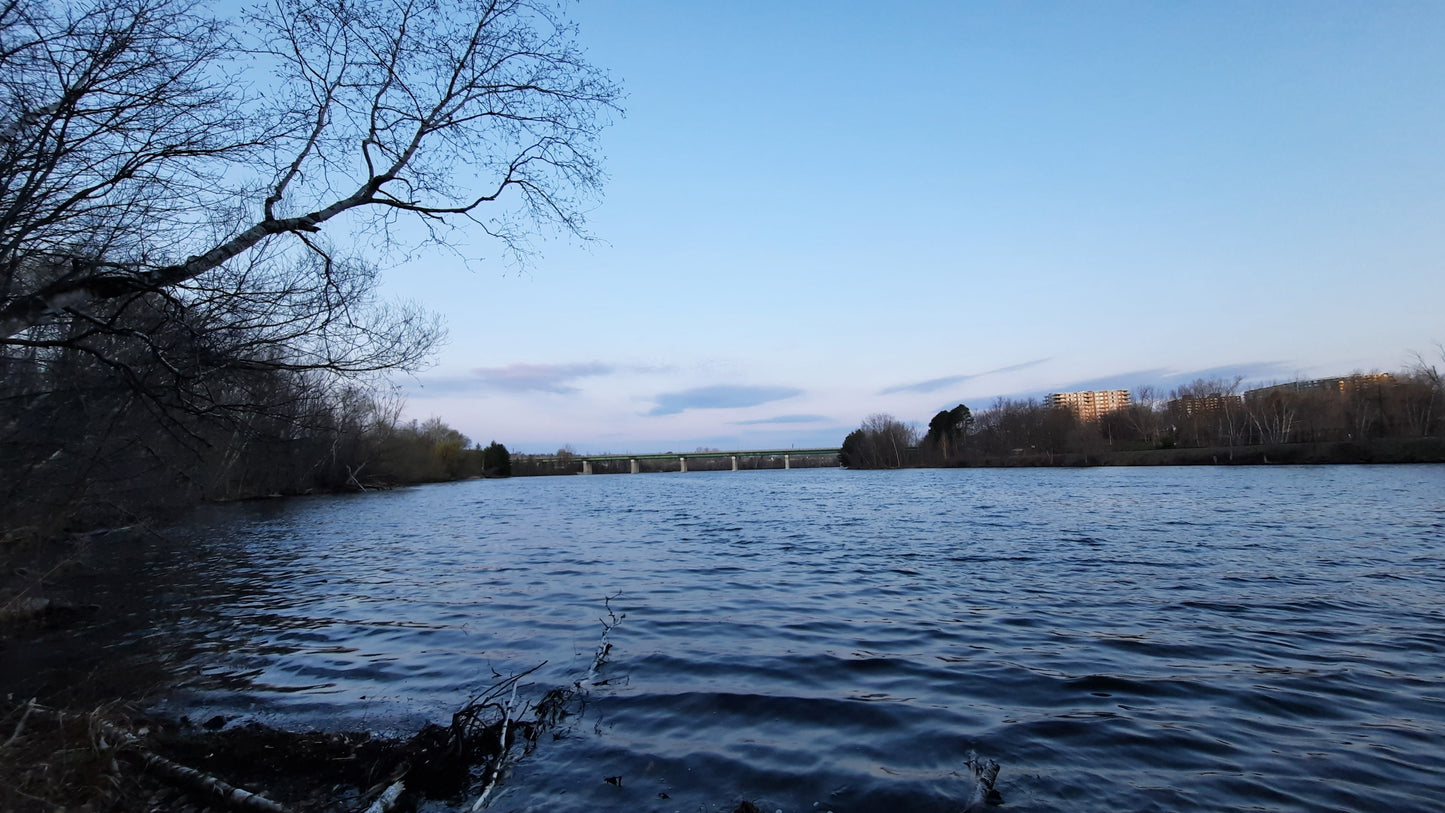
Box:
[1397,346,1443,437]
[1168,376,1244,452]
[841,414,918,469]
[1246,389,1297,445]
[1124,385,1162,446]
[0,0,620,343]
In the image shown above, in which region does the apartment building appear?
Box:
[1244,373,1394,401]
[1168,393,1243,417]
[1043,389,1131,422]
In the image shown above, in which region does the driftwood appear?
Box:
[1,698,36,750]
[345,463,369,492]
[361,778,405,813]
[346,660,553,813]
[128,748,289,813]
[18,702,291,813]
[469,680,520,811]
[466,593,625,810]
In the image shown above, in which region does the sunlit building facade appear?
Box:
[1244,373,1394,402]
[1044,389,1130,423]
[1168,393,1243,417]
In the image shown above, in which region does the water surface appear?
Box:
[37,466,1445,811]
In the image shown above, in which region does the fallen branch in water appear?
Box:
[339,662,543,813]
[964,751,1003,810]
[578,592,625,690]
[469,679,520,811]
[465,593,625,809]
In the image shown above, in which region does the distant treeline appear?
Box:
[842,359,1444,469]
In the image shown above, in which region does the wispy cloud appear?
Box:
[1163,361,1299,386]
[648,385,802,416]
[880,358,1051,395]
[1055,361,1302,395]
[412,362,613,396]
[732,414,829,426]
[1048,368,1171,395]
[881,374,972,396]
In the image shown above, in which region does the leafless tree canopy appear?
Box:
[0,0,620,345]
[841,413,919,469]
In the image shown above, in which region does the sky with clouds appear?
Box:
[389,1,1445,454]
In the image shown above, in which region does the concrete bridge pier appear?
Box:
[731,455,738,471]
[679,456,688,473]
[630,458,640,474]
[785,454,791,469]
[582,460,593,475]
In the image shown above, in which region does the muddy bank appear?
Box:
[0,673,581,812]
[0,700,404,812]
[1,538,618,812]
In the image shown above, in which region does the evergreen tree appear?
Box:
[482,441,511,477]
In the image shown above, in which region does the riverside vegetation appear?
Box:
[841,360,1445,469]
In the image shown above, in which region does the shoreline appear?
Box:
[932,438,1445,469]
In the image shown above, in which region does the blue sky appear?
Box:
[393,1,1445,453]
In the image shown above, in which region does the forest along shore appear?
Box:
[842,367,1445,470]
[941,437,1445,468]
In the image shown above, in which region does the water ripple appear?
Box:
[60,465,1445,812]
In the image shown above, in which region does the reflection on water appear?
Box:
[19,466,1445,811]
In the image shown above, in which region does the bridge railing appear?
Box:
[512,448,841,475]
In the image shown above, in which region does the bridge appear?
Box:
[528,447,841,475]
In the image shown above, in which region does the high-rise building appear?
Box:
[1244,373,1394,401]
[1043,389,1130,422]
[1168,393,1243,417]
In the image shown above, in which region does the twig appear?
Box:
[469,679,519,811]
[577,592,624,690]
[1,698,36,750]
[467,594,624,809]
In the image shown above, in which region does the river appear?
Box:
[15,465,1445,811]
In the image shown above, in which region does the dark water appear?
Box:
[28,466,1445,811]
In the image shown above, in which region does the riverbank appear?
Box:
[940,437,1445,468]
[0,526,605,812]
[0,695,530,812]
[0,700,397,812]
